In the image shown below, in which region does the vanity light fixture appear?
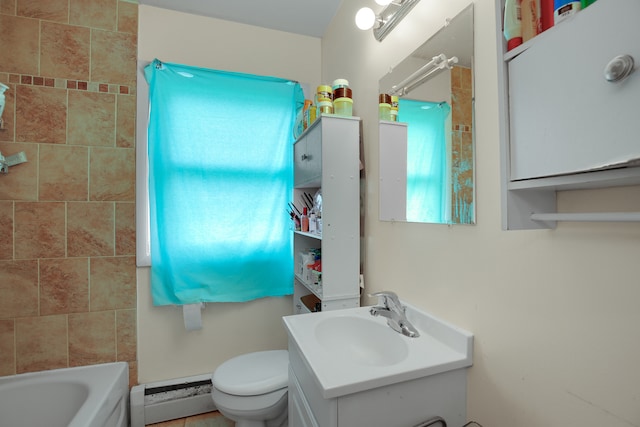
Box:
[355,0,421,42]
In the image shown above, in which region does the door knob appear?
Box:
[604,54,635,82]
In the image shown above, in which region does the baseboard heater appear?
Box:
[130,373,217,427]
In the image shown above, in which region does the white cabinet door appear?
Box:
[508,0,640,181]
[294,125,322,187]
[289,368,320,427]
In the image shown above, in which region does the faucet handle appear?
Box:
[369,291,402,309]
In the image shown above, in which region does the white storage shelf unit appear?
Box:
[496,0,640,230]
[293,115,361,313]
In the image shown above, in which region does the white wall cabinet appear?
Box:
[496,0,640,229]
[292,115,360,313]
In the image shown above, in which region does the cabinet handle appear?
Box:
[301,154,309,161]
[604,54,635,83]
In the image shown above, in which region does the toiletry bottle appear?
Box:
[309,211,317,233]
[541,0,554,31]
[580,0,595,8]
[553,0,580,25]
[390,95,399,121]
[301,207,309,232]
[504,0,523,51]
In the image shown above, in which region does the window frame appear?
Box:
[136,61,152,267]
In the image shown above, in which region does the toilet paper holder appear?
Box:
[183,302,205,331]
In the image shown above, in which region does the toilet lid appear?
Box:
[212,350,289,396]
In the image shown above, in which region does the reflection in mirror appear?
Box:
[379,4,474,224]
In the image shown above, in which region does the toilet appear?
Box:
[211,350,289,427]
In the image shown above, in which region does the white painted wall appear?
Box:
[136,5,321,383]
[322,0,640,426]
[137,2,640,426]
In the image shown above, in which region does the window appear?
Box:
[137,60,303,305]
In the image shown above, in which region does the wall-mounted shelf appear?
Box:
[294,230,321,240]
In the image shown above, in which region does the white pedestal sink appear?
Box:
[283,302,473,427]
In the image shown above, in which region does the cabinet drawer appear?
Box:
[508,0,640,181]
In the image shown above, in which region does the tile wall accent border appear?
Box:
[7,73,134,95]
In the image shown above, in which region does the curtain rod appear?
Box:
[390,53,458,96]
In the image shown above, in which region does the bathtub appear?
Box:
[0,362,129,427]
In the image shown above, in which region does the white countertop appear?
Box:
[283,303,473,399]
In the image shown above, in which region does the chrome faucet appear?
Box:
[369,291,420,338]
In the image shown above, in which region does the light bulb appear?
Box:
[375,0,393,5]
[355,7,376,30]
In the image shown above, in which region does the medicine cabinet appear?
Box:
[496,0,640,230]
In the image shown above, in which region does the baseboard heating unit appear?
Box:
[130,373,217,427]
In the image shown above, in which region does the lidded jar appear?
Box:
[379,93,391,121]
[316,85,333,103]
[332,78,349,92]
[332,79,353,117]
[317,100,333,115]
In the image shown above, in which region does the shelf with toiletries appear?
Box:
[292,115,361,314]
[502,1,597,62]
[294,230,321,240]
[496,0,640,230]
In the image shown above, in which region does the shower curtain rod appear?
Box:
[390,53,458,96]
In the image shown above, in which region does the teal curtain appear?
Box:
[145,59,304,306]
[398,99,451,223]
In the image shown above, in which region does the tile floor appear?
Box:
[148,411,234,427]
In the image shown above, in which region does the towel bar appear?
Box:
[530,212,640,222]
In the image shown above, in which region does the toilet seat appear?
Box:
[212,350,289,396]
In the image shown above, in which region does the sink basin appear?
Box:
[283,303,473,399]
[315,315,409,366]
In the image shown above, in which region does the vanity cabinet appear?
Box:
[292,115,360,313]
[496,0,640,229]
[287,337,467,427]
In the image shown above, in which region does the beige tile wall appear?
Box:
[450,65,474,224]
[0,0,138,385]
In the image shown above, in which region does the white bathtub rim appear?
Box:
[0,361,129,427]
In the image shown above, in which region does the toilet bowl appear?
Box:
[211,350,289,427]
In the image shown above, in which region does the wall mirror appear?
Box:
[378,4,475,224]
